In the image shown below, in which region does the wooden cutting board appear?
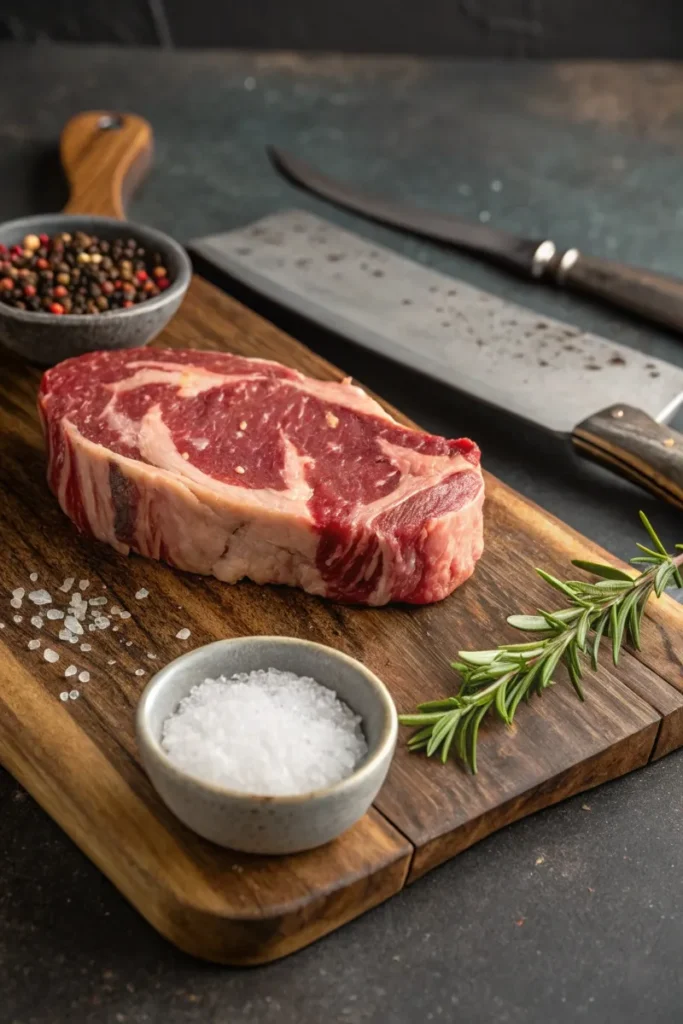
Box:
[1,274,682,965]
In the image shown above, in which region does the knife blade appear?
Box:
[192,210,683,510]
[269,147,683,337]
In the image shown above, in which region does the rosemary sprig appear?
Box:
[400,512,683,773]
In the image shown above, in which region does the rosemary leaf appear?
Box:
[399,514,683,773]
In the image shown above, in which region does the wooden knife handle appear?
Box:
[572,404,683,510]
[551,249,683,334]
[60,111,153,221]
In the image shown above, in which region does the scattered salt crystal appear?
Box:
[80,643,92,652]
[135,588,149,600]
[192,438,209,450]
[161,669,368,796]
[107,659,116,666]
[95,616,110,630]
[59,577,75,593]
[181,452,190,460]
[12,587,25,601]
[29,572,38,582]
[78,670,90,683]
[112,625,120,632]
[12,615,22,624]
[70,592,84,606]
[59,692,69,702]
[135,668,145,676]
[78,579,90,591]
[147,652,157,660]
[31,615,43,629]
[46,609,64,620]
[27,639,40,651]
[88,596,107,607]
[43,648,59,664]
[235,465,245,475]
[119,610,131,620]
[69,635,78,644]
[125,641,133,647]
[58,628,71,641]
[64,615,84,636]
[69,690,79,700]
[64,665,77,678]
[88,624,96,632]
[0,622,5,628]
[10,598,22,609]
[175,628,191,640]
[239,420,247,431]
[28,589,52,605]
[109,605,122,616]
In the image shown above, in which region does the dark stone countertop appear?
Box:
[1,44,682,1024]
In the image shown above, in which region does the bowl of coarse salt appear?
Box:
[136,636,398,855]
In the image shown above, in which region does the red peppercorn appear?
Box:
[0,244,6,255]
[156,277,170,290]
[122,299,135,308]
[49,302,65,315]
[135,269,148,283]
[0,277,14,291]
[101,280,115,295]
[39,233,49,246]
[53,285,68,298]
[23,284,36,298]
[36,258,49,270]
[10,245,23,256]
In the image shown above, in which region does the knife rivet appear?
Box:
[611,408,625,418]
[663,437,675,447]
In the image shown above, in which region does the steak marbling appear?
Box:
[39,348,484,605]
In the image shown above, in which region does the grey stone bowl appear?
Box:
[136,636,398,855]
[0,213,192,366]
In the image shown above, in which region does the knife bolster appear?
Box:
[572,404,683,509]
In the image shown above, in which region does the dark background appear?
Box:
[1,0,683,55]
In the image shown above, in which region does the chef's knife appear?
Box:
[192,210,683,510]
[269,147,683,338]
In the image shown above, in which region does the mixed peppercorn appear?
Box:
[0,231,172,315]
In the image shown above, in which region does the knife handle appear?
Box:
[550,249,683,334]
[572,405,683,510]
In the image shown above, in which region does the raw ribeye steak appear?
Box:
[39,348,484,605]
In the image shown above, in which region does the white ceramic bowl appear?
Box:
[135,636,398,855]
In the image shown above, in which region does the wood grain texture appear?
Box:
[554,250,683,335]
[61,111,153,220]
[1,275,682,962]
[573,404,683,511]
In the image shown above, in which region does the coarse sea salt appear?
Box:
[12,587,25,601]
[10,598,22,609]
[29,572,38,582]
[78,579,90,591]
[43,648,59,664]
[59,578,75,593]
[28,589,52,606]
[78,670,90,684]
[175,628,191,640]
[64,615,84,636]
[161,669,368,796]
[80,643,92,652]
[27,639,40,651]
[30,615,43,629]
[46,609,64,620]
[64,665,77,678]
[135,588,149,600]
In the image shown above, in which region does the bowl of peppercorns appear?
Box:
[0,214,192,365]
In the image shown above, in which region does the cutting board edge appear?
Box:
[405,715,660,884]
